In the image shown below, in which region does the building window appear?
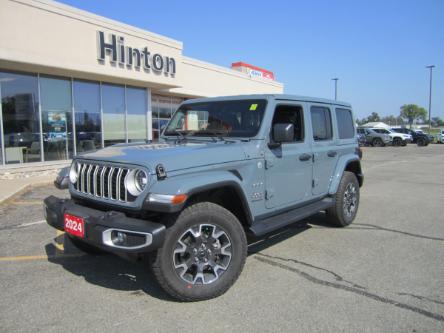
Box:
[171,97,183,116]
[335,108,355,139]
[40,76,74,161]
[102,84,125,147]
[0,71,41,164]
[151,94,184,141]
[73,80,102,153]
[310,106,333,141]
[0,68,182,165]
[127,86,147,142]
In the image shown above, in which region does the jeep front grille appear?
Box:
[73,162,135,202]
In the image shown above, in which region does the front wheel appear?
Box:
[372,138,383,147]
[150,202,247,301]
[326,171,360,227]
[393,137,402,146]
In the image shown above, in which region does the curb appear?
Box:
[0,180,54,205]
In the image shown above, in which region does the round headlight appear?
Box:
[126,169,148,196]
[69,162,78,183]
[135,169,148,192]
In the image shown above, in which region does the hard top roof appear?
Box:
[182,94,351,108]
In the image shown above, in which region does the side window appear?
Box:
[310,106,332,141]
[335,108,355,139]
[271,105,304,142]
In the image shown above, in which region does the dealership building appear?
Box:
[0,0,283,166]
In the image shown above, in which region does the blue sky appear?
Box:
[59,0,443,120]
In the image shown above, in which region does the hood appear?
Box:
[77,141,247,173]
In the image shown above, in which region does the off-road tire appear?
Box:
[326,171,360,227]
[150,202,247,302]
[68,236,105,255]
[372,138,383,147]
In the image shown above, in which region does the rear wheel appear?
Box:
[150,202,247,301]
[327,171,360,227]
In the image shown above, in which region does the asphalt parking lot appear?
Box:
[1,145,443,332]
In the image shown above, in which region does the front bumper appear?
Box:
[44,196,165,254]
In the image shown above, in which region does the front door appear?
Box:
[309,104,338,196]
[264,103,313,209]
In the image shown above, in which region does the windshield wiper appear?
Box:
[194,130,236,142]
[165,130,196,143]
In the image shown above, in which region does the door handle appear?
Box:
[327,151,337,157]
[299,153,312,161]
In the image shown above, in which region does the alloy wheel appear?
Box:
[173,224,232,285]
[343,183,357,218]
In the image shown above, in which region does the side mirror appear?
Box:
[269,123,294,148]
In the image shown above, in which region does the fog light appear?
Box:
[112,231,127,245]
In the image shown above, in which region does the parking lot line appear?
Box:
[0,253,83,262]
[54,230,65,252]
[11,200,45,205]
[17,220,46,228]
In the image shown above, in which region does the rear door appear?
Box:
[309,104,338,196]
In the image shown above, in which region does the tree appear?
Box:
[431,117,444,127]
[400,104,427,128]
[380,115,405,127]
[366,112,380,123]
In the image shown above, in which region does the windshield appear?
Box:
[163,99,267,138]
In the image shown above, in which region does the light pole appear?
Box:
[332,78,338,100]
[426,65,435,131]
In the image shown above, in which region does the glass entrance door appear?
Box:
[40,76,73,161]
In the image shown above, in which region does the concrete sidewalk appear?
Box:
[0,175,56,204]
[0,162,67,204]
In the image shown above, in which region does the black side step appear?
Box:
[250,198,334,237]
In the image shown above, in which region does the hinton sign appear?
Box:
[97,31,176,76]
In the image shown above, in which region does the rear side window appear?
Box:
[335,108,354,139]
[310,106,332,141]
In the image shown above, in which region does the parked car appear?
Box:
[392,128,430,146]
[414,129,435,143]
[357,133,366,146]
[436,129,444,144]
[45,94,364,301]
[371,128,411,146]
[357,127,392,147]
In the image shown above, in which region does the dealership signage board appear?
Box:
[97,31,176,76]
[231,62,274,80]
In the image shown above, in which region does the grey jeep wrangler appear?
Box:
[45,94,363,301]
